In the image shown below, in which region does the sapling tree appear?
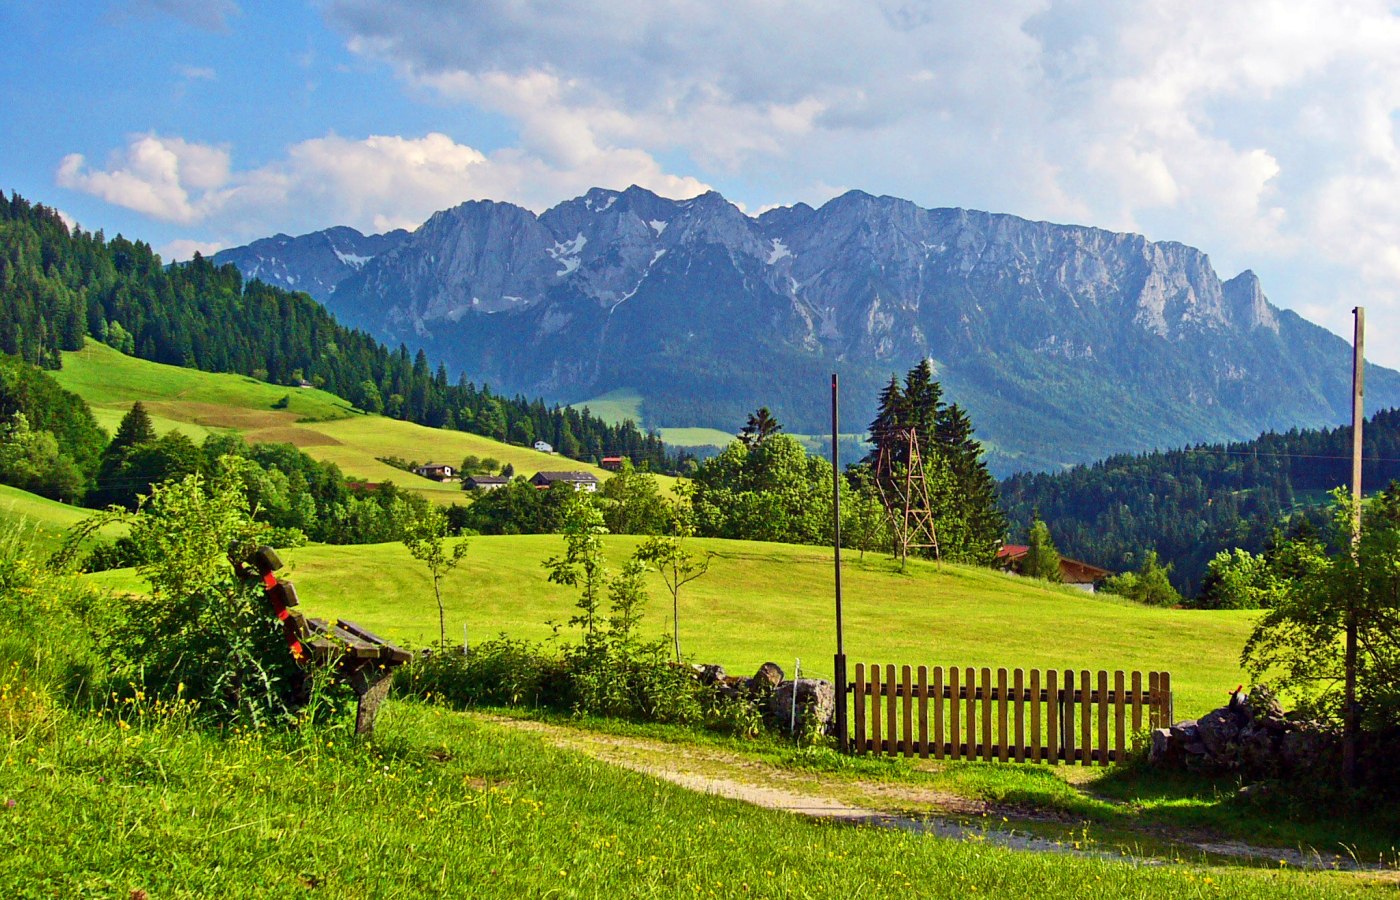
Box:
[543,492,610,653]
[637,503,713,663]
[402,506,469,650]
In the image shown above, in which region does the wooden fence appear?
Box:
[851,664,1173,765]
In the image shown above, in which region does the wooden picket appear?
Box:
[850,664,1172,765]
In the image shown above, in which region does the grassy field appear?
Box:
[55,341,627,503]
[658,426,738,448]
[570,387,646,425]
[6,687,1378,899]
[567,388,878,455]
[0,485,117,557]
[568,388,737,449]
[89,535,1255,718]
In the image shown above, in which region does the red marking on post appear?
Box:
[262,573,278,589]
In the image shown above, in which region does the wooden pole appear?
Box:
[832,373,848,753]
[1344,307,1364,786]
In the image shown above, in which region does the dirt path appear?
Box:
[481,714,1395,874]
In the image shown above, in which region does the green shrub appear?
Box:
[397,637,570,709]
[82,461,312,727]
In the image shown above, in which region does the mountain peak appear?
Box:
[215,189,1399,473]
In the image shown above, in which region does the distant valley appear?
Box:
[215,186,1400,475]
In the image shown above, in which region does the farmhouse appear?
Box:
[533,440,555,453]
[464,474,510,491]
[530,471,600,492]
[412,462,457,482]
[600,456,626,471]
[995,545,1112,592]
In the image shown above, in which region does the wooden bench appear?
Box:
[237,546,411,735]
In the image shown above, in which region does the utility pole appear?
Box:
[832,374,848,753]
[1344,306,1364,786]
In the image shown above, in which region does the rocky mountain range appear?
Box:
[213,186,1400,474]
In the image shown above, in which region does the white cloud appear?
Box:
[57,131,710,239]
[161,238,226,262]
[57,135,232,224]
[177,64,216,81]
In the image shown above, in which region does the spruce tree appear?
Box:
[738,406,782,447]
[109,401,156,453]
[863,361,1005,565]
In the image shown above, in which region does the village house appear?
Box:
[412,462,457,482]
[529,471,600,492]
[995,545,1112,592]
[463,474,510,491]
[600,456,626,471]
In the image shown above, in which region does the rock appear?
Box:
[693,664,727,686]
[1280,725,1335,776]
[751,662,785,694]
[716,675,751,700]
[1196,706,1243,762]
[766,679,837,735]
[1148,728,1178,766]
[1237,725,1279,777]
[1149,690,1340,779]
[1169,721,1200,744]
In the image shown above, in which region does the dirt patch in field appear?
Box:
[247,425,343,446]
[145,401,297,431]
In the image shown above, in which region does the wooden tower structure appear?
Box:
[871,426,941,566]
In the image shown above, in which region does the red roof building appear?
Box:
[996,544,1112,592]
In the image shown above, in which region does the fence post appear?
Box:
[853,663,866,755]
[1061,669,1074,765]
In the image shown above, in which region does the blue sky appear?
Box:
[6,0,1400,366]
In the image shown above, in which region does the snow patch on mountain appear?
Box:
[333,248,372,269]
[767,239,792,264]
[548,233,587,276]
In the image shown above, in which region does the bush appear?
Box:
[82,461,314,727]
[1100,551,1181,606]
[397,637,570,709]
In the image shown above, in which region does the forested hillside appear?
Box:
[1000,408,1400,595]
[0,191,679,472]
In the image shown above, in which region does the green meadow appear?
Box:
[55,341,626,503]
[0,484,125,555]
[5,694,1375,899]
[569,387,875,454]
[89,534,1254,718]
[7,346,1391,891]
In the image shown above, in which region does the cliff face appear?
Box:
[215,186,1399,474]
[213,226,409,300]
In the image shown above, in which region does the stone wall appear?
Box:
[1148,686,1338,778]
[693,662,836,736]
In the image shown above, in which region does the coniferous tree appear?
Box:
[0,189,689,476]
[738,406,782,447]
[864,360,1005,565]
